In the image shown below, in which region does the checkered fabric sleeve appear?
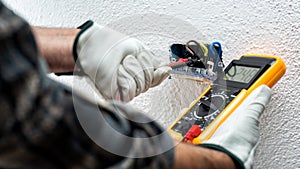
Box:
[0,2,174,169]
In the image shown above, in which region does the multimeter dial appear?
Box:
[195,92,227,118]
[171,86,239,138]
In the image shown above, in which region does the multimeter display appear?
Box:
[168,55,286,144]
[226,65,260,83]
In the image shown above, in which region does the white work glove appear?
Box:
[73,20,171,102]
[200,85,272,169]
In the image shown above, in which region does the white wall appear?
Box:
[3,0,299,168]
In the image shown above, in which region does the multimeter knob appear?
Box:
[196,104,209,117]
[196,94,225,118]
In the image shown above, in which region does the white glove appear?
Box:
[200,85,272,169]
[74,20,171,102]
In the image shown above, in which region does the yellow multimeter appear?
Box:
[168,54,286,144]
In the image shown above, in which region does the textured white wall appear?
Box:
[3,0,299,168]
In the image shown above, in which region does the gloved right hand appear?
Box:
[200,85,272,169]
[73,20,171,102]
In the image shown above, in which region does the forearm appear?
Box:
[32,27,80,73]
[173,143,236,169]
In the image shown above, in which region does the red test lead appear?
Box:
[183,125,202,143]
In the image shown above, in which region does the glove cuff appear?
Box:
[72,20,94,62]
[199,144,245,169]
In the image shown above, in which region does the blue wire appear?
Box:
[209,42,222,72]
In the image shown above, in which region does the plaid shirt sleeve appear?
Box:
[0,2,174,169]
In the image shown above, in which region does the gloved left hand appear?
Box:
[73,20,171,102]
[200,85,272,169]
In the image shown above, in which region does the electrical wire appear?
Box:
[209,42,223,72]
[185,40,208,59]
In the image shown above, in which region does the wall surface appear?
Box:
[3,0,299,168]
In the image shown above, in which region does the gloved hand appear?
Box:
[73,20,171,102]
[200,85,272,169]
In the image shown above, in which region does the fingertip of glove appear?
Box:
[122,55,136,65]
[158,66,172,75]
[151,66,172,87]
[252,85,272,105]
[257,84,271,94]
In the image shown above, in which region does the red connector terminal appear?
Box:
[169,58,189,68]
[183,125,202,143]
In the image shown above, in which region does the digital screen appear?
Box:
[225,65,260,83]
